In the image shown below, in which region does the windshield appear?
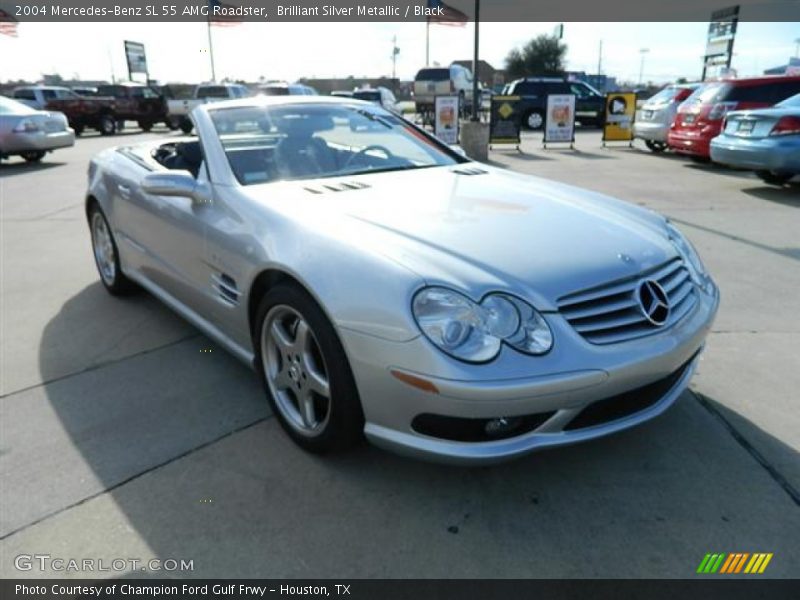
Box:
[647,86,685,104]
[683,83,730,105]
[415,68,449,81]
[353,91,381,102]
[196,86,230,99]
[777,93,800,108]
[0,95,37,115]
[210,103,462,185]
[261,86,289,96]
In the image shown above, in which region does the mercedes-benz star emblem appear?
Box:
[637,279,670,326]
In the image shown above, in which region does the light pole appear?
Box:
[795,38,800,58]
[638,48,649,86]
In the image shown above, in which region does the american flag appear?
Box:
[0,9,19,37]
[427,0,468,27]
[208,0,242,27]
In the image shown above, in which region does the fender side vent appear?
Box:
[212,273,240,306]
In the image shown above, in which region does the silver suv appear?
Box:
[413,65,474,116]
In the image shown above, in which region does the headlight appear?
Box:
[412,287,553,363]
[13,119,42,133]
[666,222,708,286]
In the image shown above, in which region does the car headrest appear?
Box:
[277,114,334,138]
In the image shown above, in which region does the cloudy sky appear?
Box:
[1,21,797,85]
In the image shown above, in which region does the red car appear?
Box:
[668,75,800,160]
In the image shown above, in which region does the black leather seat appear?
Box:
[274,115,338,179]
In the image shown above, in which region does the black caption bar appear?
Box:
[1,0,799,22]
[3,579,800,600]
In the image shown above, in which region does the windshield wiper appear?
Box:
[340,164,437,177]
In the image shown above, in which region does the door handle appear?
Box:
[117,184,131,198]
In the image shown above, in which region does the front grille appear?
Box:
[558,257,697,345]
[44,120,64,133]
[564,354,695,431]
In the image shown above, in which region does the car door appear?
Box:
[115,146,217,320]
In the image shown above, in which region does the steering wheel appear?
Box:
[343,144,395,169]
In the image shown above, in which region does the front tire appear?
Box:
[89,205,136,295]
[179,118,194,134]
[254,283,364,453]
[138,120,153,132]
[755,170,793,186]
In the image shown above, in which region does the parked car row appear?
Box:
[634,75,800,185]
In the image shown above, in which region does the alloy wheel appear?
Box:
[261,305,332,437]
[91,212,116,285]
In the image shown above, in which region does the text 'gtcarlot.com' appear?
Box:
[13,553,194,572]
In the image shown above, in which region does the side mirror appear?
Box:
[450,145,467,157]
[142,171,210,204]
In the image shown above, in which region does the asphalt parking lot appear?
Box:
[1,126,798,579]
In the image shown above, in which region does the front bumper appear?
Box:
[341,282,719,465]
[4,129,75,153]
[710,136,800,172]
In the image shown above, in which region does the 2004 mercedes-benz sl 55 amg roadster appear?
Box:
[85,96,719,464]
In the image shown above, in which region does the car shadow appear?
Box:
[683,162,756,179]
[5,278,794,577]
[742,183,800,207]
[0,160,67,175]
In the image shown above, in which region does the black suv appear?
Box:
[502,77,606,130]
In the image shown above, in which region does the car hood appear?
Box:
[254,165,674,310]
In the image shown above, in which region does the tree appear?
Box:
[505,35,567,79]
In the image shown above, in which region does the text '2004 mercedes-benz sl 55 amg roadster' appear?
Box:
[85,96,719,464]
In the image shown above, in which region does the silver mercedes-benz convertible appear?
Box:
[85,96,719,464]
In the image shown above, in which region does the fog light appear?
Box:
[484,417,522,438]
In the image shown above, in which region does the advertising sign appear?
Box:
[702,5,739,79]
[602,92,637,143]
[434,95,459,145]
[544,94,575,145]
[489,95,522,147]
[124,40,148,79]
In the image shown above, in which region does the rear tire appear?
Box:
[755,170,793,186]
[88,204,136,295]
[254,283,364,454]
[21,151,45,163]
[690,155,711,164]
[99,114,116,136]
[179,118,194,134]
[645,140,667,153]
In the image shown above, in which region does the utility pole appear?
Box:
[795,37,800,58]
[391,35,398,81]
[638,48,649,86]
[206,21,217,82]
[425,21,430,66]
[471,0,480,121]
[597,40,603,74]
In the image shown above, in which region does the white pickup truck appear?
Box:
[167,83,251,133]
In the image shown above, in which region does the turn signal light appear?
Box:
[769,115,800,136]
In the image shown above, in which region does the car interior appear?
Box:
[152,141,204,178]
